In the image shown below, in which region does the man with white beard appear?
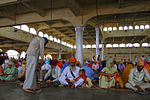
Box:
[59,57,84,88]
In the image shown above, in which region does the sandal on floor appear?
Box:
[23,89,35,93]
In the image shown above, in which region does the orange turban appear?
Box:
[76,61,80,64]
[69,57,76,64]
[138,59,144,66]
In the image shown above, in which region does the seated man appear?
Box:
[40,60,51,82]
[44,61,62,87]
[59,57,84,88]
[99,60,117,88]
[118,61,125,75]
[125,59,150,92]
[0,61,18,81]
[17,60,26,85]
[2,59,9,72]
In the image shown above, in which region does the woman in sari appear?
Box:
[0,61,18,81]
[99,60,117,88]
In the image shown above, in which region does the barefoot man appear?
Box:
[23,36,48,93]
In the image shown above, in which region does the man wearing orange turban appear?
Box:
[59,57,84,88]
[125,59,150,92]
[69,57,76,64]
[76,61,81,68]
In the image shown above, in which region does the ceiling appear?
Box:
[0,0,150,49]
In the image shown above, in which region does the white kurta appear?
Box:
[44,65,61,82]
[23,37,45,89]
[26,37,45,59]
[41,64,51,70]
[125,67,150,91]
[23,55,38,89]
[59,66,84,87]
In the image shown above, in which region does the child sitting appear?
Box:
[74,69,93,88]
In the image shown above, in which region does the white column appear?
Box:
[59,50,61,60]
[101,40,104,61]
[95,27,99,61]
[75,25,84,65]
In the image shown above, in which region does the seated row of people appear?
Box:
[0,56,150,93]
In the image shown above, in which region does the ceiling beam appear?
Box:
[21,1,46,17]
[0,10,15,20]
[131,37,136,43]
[0,27,72,52]
[118,0,124,8]
[64,0,80,16]
[140,37,148,43]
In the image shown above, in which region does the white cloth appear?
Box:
[44,65,61,82]
[114,64,117,69]
[128,67,150,87]
[23,55,38,89]
[41,64,51,70]
[17,66,24,76]
[59,66,84,87]
[125,82,150,91]
[26,37,45,59]
[2,63,8,71]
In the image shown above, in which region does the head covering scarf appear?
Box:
[8,61,15,67]
[15,61,19,67]
[57,61,63,69]
[45,59,50,64]
[50,60,57,66]
[137,59,144,66]
[69,57,76,64]
[76,61,80,64]
[106,60,114,71]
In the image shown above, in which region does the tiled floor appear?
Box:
[0,82,149,100]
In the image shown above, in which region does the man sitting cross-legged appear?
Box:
[59,57,84,88]
[125,59,150,92]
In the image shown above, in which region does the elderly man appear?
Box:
[23,37,48,93]
[125,59,150,92]
[59,57,84,88]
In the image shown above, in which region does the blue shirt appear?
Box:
[82,63,94,80]
[61,62,69,72]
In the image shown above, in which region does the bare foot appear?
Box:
[19,83,24,86]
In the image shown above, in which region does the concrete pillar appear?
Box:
[95,27,100,61]
[59,50,62,60]
[101,40,104,61]
[75,25,84,65]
